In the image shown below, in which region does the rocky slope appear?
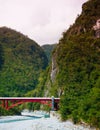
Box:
[44,0,100,128]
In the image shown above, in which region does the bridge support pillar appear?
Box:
[2,100,5,108]
[1,100,8,110]
[5,100,8,110]
[51,96,54,111]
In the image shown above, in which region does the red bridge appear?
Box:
[0,97,60,110]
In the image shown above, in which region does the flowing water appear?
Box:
[0,111,95,130]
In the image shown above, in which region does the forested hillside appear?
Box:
[44,0,100,128]
[0,27,48,97]
[42,44,57,62]
[0,0,100,128]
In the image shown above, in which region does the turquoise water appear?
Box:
[0,111,50,124]
[0,116,41,124]
[0,115,92,130]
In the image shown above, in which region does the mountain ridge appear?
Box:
[0,27,48,97]
[44,0,100,128]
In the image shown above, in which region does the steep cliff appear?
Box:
[42,44,57,62]
[44,0,100,128]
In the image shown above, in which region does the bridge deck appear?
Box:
[0,97,60,102]
[0,97,60,110]
[0,97,60,100]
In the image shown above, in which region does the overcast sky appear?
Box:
[0,0,87,45]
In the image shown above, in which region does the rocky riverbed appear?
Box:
[0,111,96,130]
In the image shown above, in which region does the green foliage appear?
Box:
[20,102,40,111]
[76,0,100,28]
[57,36,100,128]
[25,70,48,97]
[42,44,57,62]
[0,27,48,97]
[49,0,100,128]
[0,43,4,69]
[64,0,100,38]
[0,1,100,127]
[0,107,21,116]
[41,104,51,112]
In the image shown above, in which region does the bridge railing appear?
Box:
[0,97,60,110]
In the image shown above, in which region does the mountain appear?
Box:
[42,44,57,62]
[44,0,100,128]
[0,0,100,127]
[66,0,100,37]
[0,27,48,97]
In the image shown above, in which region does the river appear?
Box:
[0,111,95,130]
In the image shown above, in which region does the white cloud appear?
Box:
[0,0,88,45]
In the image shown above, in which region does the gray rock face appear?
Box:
[93,19,100,38]
[50,56,58,82]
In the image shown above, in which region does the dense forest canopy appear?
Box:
[43,0,100,128]
[0,0,100,128]
[0,27,48,97]
[42,44,57,62]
